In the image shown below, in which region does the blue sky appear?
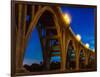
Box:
[23,6,96,65]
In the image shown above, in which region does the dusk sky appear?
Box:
[23,5,96,65]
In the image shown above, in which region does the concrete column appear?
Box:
[65,34,70,70]
[31,5,35,21]
[85,51,89,66]
[16,4,28,73]
[45,44,51,70]
[54,16,66,71]
[60,29,66,71]
[16,4,23,72]
[75,45,80,70]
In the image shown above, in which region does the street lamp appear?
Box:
[63,13,71,25]
[76,34,81,41]
[85,43,90,48]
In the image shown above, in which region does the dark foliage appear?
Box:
[23,62,61,72]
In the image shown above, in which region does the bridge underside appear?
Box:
[13,2,96,75]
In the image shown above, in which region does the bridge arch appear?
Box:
[66,40,76,69]
[22,6,64,71]
[88,52,95,68]
[26,6,61,41]
[78,49,86,69]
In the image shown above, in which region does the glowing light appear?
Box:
[85,43,90,48]
[76,34,81,41]
[63,13,71,25]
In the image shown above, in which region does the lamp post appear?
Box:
[76,34,81,41]
[63,13,71,25]
[85,43,90,48]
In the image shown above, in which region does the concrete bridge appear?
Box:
[14,2,96,74]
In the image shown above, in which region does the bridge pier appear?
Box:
[60,29,67,71]
[76,55,80,70]
[75,44,80,71]
[85,51,89,67]
[15,4,28,73]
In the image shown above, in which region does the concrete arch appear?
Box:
[66,39,76,54]
[78,49,86,68]
[26,6,61,41]
[88,52,95,62]
[87,51,95,68]
[66,40,76,69]
[78,49,86,58]
[22,6,64,70]
[66,39,76,61]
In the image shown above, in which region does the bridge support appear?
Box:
[76,56,79,70]
[60,29,66,71]
[16,4,28,73]
[85,51,89,67]
[75,45,80,71]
